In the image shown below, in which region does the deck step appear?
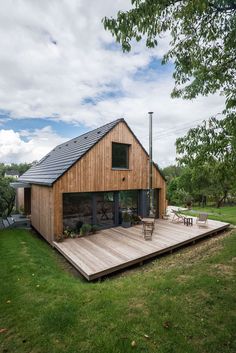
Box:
[12,220,31,228]
[0,215,30,229]
[2,219,9,228]
[7,217,15,225]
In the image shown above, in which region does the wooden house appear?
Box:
[16,119,166,244]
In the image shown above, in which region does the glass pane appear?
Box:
[63,193,92,231]
[112,143,129,169]
[119,190,139,223]
[96,192,115,228]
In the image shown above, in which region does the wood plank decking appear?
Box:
[53,218,230,280]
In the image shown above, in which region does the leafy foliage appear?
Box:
[80,223,92,236]
[0,176,15,217]
[103,0,236,110]
[0,163,33,217]
[162,164,182,182]
[176,115,236,207]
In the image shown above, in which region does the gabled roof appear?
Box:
[19,119,123,186]
[19,118,166,186]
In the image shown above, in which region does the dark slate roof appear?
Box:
[19,118,123,186]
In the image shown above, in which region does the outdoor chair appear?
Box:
[171,209,184,223]
[196,213,208,227]
[141,218,155,240]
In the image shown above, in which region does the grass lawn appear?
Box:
[0,228,236,353]
[182,205,236,225]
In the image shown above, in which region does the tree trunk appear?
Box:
[6,196,15,217]
[201,195,206,207]
[216,191,228,208]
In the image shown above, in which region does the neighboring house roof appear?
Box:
[19,118,166,186]
[5,170,19,176]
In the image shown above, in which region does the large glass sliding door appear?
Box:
[63,189,153,232]
[145,188,160,218]
[63,192,92,230]
[119,190,139,224]
[96,192,115,228]
[153,189,160,218]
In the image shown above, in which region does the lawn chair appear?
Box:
[141,218,155,240]
[171,209,184,223]
[196,213,208,227]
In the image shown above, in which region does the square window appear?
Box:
[112,142,129,169]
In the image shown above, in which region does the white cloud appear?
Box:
[0,0,225,166]
[0,126,65,163]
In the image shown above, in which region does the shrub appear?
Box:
[91,225,99,234]
[80,223,92,236]
[63,226,76,238]
[76,221,83,232]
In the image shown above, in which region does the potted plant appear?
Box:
[122,212,131,228]
[131,214,141,225]
[80,223,92,236]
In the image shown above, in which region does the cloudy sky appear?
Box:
[0,0,224,167]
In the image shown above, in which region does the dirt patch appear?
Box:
[113,231,233,280]
[211,263,234,276]
[155,231,232,271]
[127,299,149,317]
[176,274,193,283]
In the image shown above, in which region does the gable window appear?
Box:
[112,142,129,169]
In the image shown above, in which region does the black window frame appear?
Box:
[112,142,130,170]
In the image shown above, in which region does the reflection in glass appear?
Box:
[96,192,115,228]
[63,193,92,231]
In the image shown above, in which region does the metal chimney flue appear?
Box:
[148,111,154,216]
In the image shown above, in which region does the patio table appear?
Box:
[184,216,193,226]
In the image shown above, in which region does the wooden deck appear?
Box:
[53,218,230,280]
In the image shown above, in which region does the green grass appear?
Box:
[0,228,236,353]
[182,205,236,225]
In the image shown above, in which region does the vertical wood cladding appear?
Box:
[53,121,166,239]
[31,185,54,243]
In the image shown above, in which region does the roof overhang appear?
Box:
[10,182,31,189]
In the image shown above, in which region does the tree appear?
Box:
[162,164,182,183]
[4,162,32,176]
[103,0,236,111]
[176,115,236,207]
[0,177,15,217]
[0,163,5,177]
[162,165,186,204]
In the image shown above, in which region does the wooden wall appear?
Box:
[53,121,166,239]
[16,187,24,211]
[31,185,54,244]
